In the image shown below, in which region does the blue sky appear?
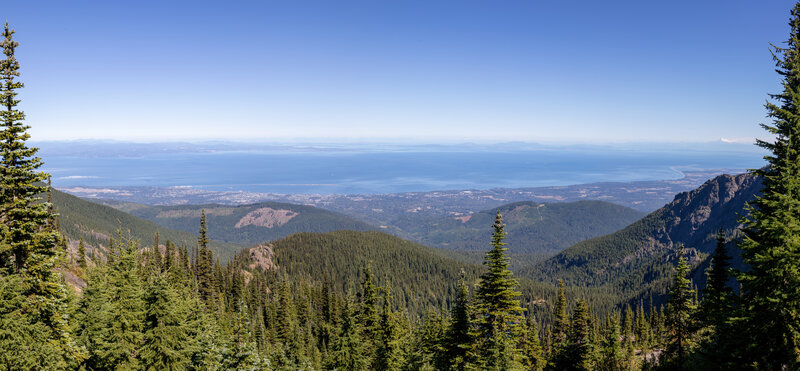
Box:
[4,1,797,143]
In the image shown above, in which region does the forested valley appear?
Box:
[7,2,800,370]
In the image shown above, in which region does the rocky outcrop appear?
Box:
[530,172,762,292]
[246,244,276,271]
[659,173,761,250]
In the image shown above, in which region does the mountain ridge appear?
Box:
[523,172,761,302]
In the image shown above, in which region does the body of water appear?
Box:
[41,147,766,195]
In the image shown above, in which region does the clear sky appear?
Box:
[4,1,797,143]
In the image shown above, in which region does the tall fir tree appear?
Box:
[140,273,195,370]
[599,312,625,371]
[737,6,800,364]
[77,237,87,270]
[222,301,261,370]
[560,299,593,371]
[326,297,367,370]
[0,22,51,272]
[358,265,380,363]
[520,315,545,371]
[375,288,403,370]
[553,279,569,349]
[661,245,696,370]
[152,231,162,272]
[0,22,82,368]
[473,211,525,369]
[95,236,146,370]
[696,230,736,368]
[440,270,473,370]
[407,310,445,370]
[197,211,216,303]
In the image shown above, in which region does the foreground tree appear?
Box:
[196,210,216,303]
[473,211,525,369]
[0,22,82,368]
[440,270,473,370]
[553,299,593,371]
[696,230,736,368]
[598,312,625,371]
[140,274,196,370]
[736,3,800,368]
[520,315,545,371]
[660,245,696,370]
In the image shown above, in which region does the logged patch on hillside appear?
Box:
[156,208,236,218]
[236,207,298,229]
[454,215,472,223]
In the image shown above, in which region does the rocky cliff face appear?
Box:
[526,172,762,299]
[657,172,761,253]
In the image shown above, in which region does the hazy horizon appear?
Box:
[6,0,796,144]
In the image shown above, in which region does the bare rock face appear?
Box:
[246,244,276,271]
[531,172,763,290]
[658,173,761,252]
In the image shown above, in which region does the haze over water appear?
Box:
[40,143,767,195]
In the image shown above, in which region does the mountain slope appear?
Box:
[232,230,622,317]
[107,201,378,246]
[523,173,761,300]
[51,189,246,261]
[410,200,644,254]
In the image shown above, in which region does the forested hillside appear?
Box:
[50,189,247,262]
[409,200,643,254]
[524,172,761,303]
[108,201,377,246]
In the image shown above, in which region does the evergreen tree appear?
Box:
[326,298,367,370]
[0,22,51,272]
[553,279,569,350]
[358,265,380,362]
[520,315,545,371]
[696,230,735,368]
[77,238,87,269]
[164,240,175,273]
[736,3,800,368]
[375,288,404,370]
[95,236,146,369]
[0,22,82,368]
[473,211,525,369]
[197,211,216,303]
[152,231,161,272]
[222,301,261,370]
[0,273,67,369]
[598,312,624,371]
[440,270,473,370]
[276,280,296,351]
[140,274,195,370]
[558,299,593,371]
[407,310,445,370]
[76,262,110,369]
[660,245,695,370]
[190,305,226,370]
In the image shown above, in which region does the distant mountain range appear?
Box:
[101,200,377,246]
[51,189,248,262]
[524,172,761,303]
[53,169,765,313]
